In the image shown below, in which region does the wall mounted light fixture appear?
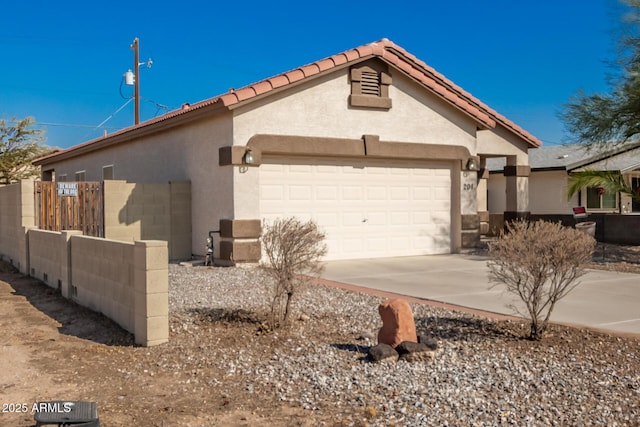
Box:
[244,149,255,165]
[466,157,479,171]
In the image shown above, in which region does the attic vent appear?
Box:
[349,61,392,109]
[360,71,380,96]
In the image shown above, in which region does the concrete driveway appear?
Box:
[321,254,640,335]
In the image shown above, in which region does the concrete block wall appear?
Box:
[70,235,137,333]
[21,230,169,346]
[103,180,191,260]
[69,235,168,346]
[0,181,35,273]
[27,229,81,291]
[133,240,169,346]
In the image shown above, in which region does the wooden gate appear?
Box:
[35,182,104,237]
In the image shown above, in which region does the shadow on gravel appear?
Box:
[331,343,370,355]
[186,307,265,325]
[416,315,522,342]
[0,264,134,346]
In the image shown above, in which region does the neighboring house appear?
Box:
[488,141,640,215]
[487,142,640,242]
[34,39,541,262]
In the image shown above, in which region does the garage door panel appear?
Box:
[342,187,362,201]
[259,157,452,260]
[316,186,338,200]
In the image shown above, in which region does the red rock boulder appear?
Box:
[377,298,417,348]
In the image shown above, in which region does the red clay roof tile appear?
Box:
[234,87,257,102]
[300,63,320,77]
[331,53,349,66]
[344,49,360,62]
[268,75,290,89]
[355,45,374,57]
[252,80,273,95]
[286,69,305,83]
[315,58,335,72]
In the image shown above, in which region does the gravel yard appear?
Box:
[1,253,639,426]
[167,263,640,426]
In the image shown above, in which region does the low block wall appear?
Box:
[26,229,168,346]
[0,181,35,274]
[490,212,640,244]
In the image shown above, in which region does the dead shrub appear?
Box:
[261,217,327,329]
[488,220,596,340]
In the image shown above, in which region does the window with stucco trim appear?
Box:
[585,187,616,210]
[75,171,86,181]
[349,60,392,109]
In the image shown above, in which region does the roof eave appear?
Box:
[34,100,229,166]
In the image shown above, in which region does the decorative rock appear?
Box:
[368,343,399,363]
[396,341,436,362]
[417,334,438,351]
[377,298,418,348]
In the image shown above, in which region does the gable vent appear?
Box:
[360,71,381,96]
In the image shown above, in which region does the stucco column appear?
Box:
[476,159,490,235]
[460,164,479,248]
[504,156,530,222]
[60,230,83,299]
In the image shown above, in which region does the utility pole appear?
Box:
[132,37,140,125]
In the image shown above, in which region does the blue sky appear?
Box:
[0,0,627,149]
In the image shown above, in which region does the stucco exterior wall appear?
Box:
[489,170,579,216]
[488,174,506,213]
[230,69,481,220]
[477,128,531,164]
[43,114,233,257]
[232,70,478,149]
[530,170,577,215]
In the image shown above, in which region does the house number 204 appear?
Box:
[463,183,475,191]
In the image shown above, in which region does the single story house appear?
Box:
[487,141,640,242]
[34,38,541,262]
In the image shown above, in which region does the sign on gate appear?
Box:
[57,182,79,197]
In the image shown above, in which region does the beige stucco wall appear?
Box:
[530,170,577,214]
[477,128,531,164]
[44,114,233,257]
[230,69,482,221]
[488,174,506,213]
[488,170,578,215]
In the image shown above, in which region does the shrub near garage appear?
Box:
[261,217,327,329]
[488,220,596,340]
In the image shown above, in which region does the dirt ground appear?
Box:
[0,244,638,426]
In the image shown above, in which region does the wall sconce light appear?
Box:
[466,157,478,171]
[244,149,254,165]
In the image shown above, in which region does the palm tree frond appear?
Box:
[567,170,636,201]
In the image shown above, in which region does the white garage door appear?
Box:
[259,157,452,260]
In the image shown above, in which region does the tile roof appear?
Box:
[486,140,640,172]
[35,39,541,165]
